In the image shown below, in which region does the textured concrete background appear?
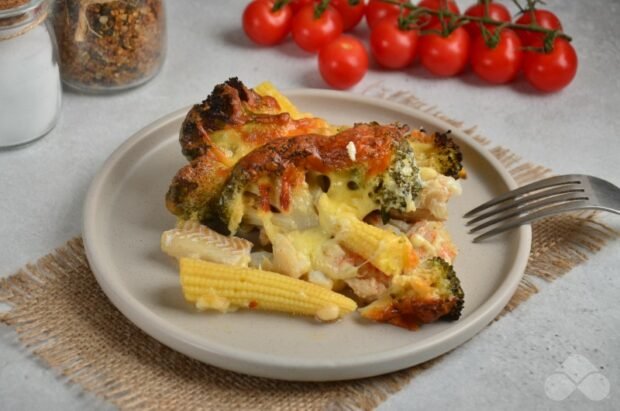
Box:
[1,1,619,410]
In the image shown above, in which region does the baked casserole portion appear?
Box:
[162,78,465,329]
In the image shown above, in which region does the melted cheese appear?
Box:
[315,239,358,280]
[264,226,337,283]
[391,274,434,299]
[409,233,435,255]
[288,227,330,264]
[406,220,458,264]
[419,166,438,181]
[225,86,457,287]
[252,191,361,286]
[308,271,334,289]
[210,129,246,164]
[325,173,378,220]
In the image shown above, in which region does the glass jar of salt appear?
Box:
[0,0,61,149]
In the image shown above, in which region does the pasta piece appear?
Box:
[254,81,309,120]
[161,220,252,267]
[307,270,334,289]
[317,194,417,276]
[179,258,357,320]
[271,233,311,278]
[249,251,274,270]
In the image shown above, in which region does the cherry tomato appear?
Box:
[463,1,511,38]
[331,0,366,31]
[523,38,577,92]
[290,0,315,14]
[470,28,522,84]
[242,0,293,46]
[318,35,369,89]
[418,26,470,77]
[370,18,418,69]
[417,0,460,28]
[365,0,407,30]
[515,9,562,46]
[292,4,344,52]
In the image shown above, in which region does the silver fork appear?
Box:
[464,174,620,242]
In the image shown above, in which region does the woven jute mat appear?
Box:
[1,87,618,410]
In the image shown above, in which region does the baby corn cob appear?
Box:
[318,194,416,276]
[336,219,416,277]
[179,258,357,321]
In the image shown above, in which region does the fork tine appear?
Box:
[463,174,584,218]
[466,188,586,227]
[472,200,592,242]
[468,192,589,233]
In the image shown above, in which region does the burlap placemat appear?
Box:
[1,87,618,410]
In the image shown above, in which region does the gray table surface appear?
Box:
[1,1,619,410]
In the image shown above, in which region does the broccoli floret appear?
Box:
[420,257,464,320]
[409,131,463,179]
[369,140,423,218]
[215,166,252,233]
[165,156,232,222]
[359,256,464,329]
[178,78,264,161]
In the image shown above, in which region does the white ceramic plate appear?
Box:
[83,89,531,381]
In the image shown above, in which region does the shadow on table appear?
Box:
[219,27,256,50]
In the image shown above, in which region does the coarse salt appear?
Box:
[0,13,61,148]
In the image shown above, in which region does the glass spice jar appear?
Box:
[52,0,165,92]
[0,0,62,149]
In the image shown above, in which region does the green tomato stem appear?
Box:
[314,0,331,19]
[380,0,572,43]
[272,0,291,12]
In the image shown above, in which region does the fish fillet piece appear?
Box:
[161,220,253,267]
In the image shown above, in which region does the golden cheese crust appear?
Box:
[166,78,331,221]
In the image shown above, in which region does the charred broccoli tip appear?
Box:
[433,131,464,179]
[410,131,464,179]
[425,257,464,321]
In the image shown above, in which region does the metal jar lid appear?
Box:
[0,0,47,37]
[0,0,30,11]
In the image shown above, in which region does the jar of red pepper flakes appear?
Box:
[51,0,166,92]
